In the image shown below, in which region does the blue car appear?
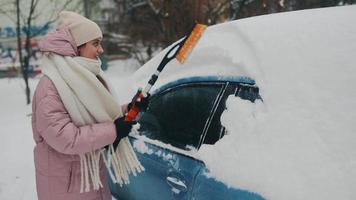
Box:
[109,76,264,200]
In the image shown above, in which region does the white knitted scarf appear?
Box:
[40,53,144,193]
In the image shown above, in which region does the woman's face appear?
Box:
[78,38,104,60]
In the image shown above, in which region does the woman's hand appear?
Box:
[114,117,136,140]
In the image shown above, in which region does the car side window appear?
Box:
[138,83,224,150]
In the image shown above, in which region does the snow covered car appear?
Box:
[110,5,356,200]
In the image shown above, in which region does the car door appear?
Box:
[109,81,228,200]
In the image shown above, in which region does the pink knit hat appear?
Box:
[59,11,103,46]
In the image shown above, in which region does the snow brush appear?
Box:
[125,23,207,122]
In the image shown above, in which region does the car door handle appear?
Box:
[166,176,188,193]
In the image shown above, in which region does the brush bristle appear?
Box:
[176,24,207,64]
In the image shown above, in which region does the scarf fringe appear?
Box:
[79,138,145,193]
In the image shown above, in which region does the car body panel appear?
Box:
[109,137,203,200]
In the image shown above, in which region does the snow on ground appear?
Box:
[0,78,38,200]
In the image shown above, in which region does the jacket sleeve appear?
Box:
[34,94,117,155]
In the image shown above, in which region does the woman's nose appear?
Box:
[98,45,104,54]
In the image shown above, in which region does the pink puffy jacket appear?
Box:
[32,75,116,200]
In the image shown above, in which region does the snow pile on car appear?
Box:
[196,5,356,200]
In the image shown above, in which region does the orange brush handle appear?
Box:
[176,24,207,63]
[124,105,139,122]
[124,92,145,122]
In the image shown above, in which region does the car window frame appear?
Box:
[131,78,260,163]
[197,82,229,149]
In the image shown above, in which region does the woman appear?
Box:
[32,11,146,200]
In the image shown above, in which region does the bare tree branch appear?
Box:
[0,1,17,23]
[0,8,17,23]
[146,0,161,14]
